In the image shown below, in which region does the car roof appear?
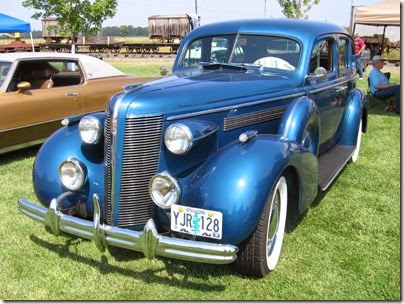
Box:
[0,52,125,79]
[185,18,347,42]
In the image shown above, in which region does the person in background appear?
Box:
[368,55,400,114]
[354,33,366,79]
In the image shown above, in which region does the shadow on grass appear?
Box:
[30,234,232,292]
[285,164,349,233]
[367,104,400,117]
[0,145,40,165]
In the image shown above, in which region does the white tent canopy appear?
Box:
[352,0,400,27]
[351,0,400,55]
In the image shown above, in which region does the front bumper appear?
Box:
[18,194,238,264]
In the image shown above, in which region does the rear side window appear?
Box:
[338,37,349,70]
[309,39,333,73]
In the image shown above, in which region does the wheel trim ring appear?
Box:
[351,119,362,163]
[267,191,280,253]
[265,176,288,270]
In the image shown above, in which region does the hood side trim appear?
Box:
[167,92,305,121]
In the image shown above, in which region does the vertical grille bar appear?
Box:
[118,115,163,226]
[103,111,112,225]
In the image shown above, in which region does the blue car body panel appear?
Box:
[30,18,367,247]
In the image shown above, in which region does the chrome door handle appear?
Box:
[333,86,347,93]
[65,92,78,97]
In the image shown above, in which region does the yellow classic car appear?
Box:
[0,53,154,154]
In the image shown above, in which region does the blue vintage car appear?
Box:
[19,18,367,277]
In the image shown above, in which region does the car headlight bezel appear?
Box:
[78,115,102,144]
[164,123,193,155]
[59,158,86,191]
[149,171,181,209]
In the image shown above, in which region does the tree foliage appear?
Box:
[277,0,320,19]
[22,0,118,41]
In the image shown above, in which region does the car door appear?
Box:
[332,34,354,144]
[306,36,342,155]
[0,59,83,152]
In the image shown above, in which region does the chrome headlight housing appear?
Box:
[59,158,86,191]
[149,171,181,209]
[164,123,193,155]
[78,115,102,144]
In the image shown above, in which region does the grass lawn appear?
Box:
[0,62,400,300]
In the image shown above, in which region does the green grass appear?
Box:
[0,63,400,300]
[104,58,174,77]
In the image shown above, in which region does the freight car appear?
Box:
[42,17,76,44]
[39,15,199,54]
[148,14,199,42]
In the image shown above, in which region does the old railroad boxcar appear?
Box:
[148,14,199,42]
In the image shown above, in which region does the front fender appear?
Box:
[33,113,105,215]
[180,134,317,244]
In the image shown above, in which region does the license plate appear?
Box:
[171,205,223,240]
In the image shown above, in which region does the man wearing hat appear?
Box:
[368,55,400,114]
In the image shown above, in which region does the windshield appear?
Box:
[180,34,301,71]
[0,61,11,89]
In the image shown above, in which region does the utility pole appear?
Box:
[264,0,267,17]
[195,0,198,14]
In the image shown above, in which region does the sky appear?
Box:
[0,0,400,40]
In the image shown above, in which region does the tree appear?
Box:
[277,0,320,19]
[22,0,118,51]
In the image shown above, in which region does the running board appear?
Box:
[318,145,355,191]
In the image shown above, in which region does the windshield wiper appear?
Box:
[199,62,247,72]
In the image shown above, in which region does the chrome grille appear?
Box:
[223,106,287,131]
[118,115,163,226]
[103,111,112,224]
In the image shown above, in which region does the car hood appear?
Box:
[118,69,298,118]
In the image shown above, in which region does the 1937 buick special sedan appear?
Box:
[19,19,367,277]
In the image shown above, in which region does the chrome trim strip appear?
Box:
[166,92,306,121]
[0,138,46,155]
[167,75,355,122]
[18,195,238,264]
[110,93,126,225]
[308,76,355,94]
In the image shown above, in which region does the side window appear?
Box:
[6,60,82,92]
[49,60,82,87]
[309,39,333,73]
[338,38,349,70]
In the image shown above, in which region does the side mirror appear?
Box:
[313,67,327,81]
[17,81,31,93]
[160,66,169,77]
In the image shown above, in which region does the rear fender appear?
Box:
[279,97,320,156]
[336,88,367,146]
[33,113,105,215]
[181,134,317,244]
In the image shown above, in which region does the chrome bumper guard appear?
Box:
[18,194,238,264]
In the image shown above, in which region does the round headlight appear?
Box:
[59,158,86,191]
[149,171,181,209]
[78,116,102,144]
[164,123,193,155]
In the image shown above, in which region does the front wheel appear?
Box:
[236,176,288,277]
